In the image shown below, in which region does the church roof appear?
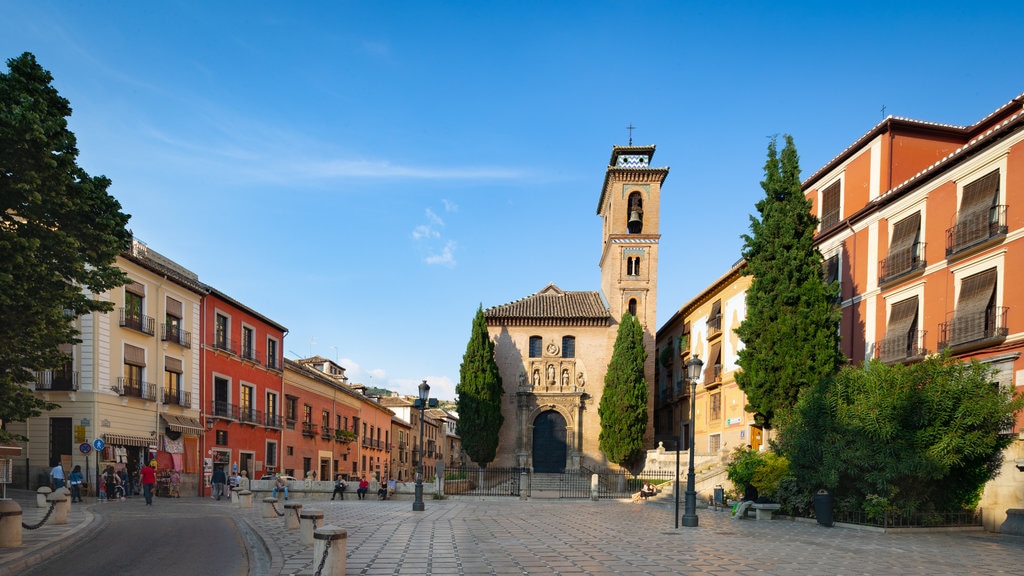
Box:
[484,283,611,326]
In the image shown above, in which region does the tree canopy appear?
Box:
[0,52,132,433]
[775,353,1023,514]
[455,305,504,466]
[598,313,648,472]
[735,135,843,428]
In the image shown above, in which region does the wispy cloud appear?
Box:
[425,240,457,267]
[442,199,458,212]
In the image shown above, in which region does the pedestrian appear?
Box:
[102,465,123,502]
[731,482,758,520]
[50,460,66,489]
[387,477,397,499]
[357,475,369,500]
[331,474,347,500]
[140,460,156,506]
[211,466,227,500]
[272,474,289,500]
[68,465,84,502]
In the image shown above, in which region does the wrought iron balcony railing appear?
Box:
[120,309,155,335]
[301,422,318,437]
[162,388,192,407]
[875,330,928,363]
[212,336,237,355]
[211,400,239,420]
[946,205,1008,257]
[938,307,1009,350]
[114,377,157,400]
[34,369,79,391]
[879,242,927,284]
[161,324,192,348]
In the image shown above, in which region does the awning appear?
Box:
[161,415,204,436]
[104,433,154,447]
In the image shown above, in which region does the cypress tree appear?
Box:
[735,135,843,429]
[455,305,504,467]
[598,313,648,472]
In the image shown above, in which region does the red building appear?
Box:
[200,287,287,490]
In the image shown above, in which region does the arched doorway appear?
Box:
[532,410,567,473]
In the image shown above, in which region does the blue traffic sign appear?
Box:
[93,438,105,451]
[79,442,92,454]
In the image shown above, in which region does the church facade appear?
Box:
[483,145,668,471]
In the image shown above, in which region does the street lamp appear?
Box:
[413,379,430,512]
[681,354,703,528]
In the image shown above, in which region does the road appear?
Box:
[21,498,262,576]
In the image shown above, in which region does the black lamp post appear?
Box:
[412,379,429,512]
[681,354,703,528]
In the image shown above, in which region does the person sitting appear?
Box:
[272,474,289,500]
[640,482,657,501]
[356,476,369,500]
[331,474,347,501]
[732,482,759,519]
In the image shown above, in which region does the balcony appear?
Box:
[301,422,318,437]
[212,336,237,356]
[266,355,280,371]
[161,324,192,348]
[945,205,1008,258]
[120,309,155,335]
[875,330,929,364]
[240,345,261,365]
[238,407,263,425]
[335,429,356,443]
[211,400,239,420]
[707,315,722,339]
[879,242,927,285]
[34,368,79,391]
[938,307,1009,351]
[162,388,192,407]
[265,413,282,429]
[114,377,157,401]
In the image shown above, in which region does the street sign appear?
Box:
[93,438,105,451]
[79,442,92,454]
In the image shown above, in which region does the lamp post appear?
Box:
[412,379,429,512]
[681,354,703,528]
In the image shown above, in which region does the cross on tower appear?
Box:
[626,123,636,146]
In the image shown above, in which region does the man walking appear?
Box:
[140,460,157,506]
[50,460,66,489]
[211,466,227,500]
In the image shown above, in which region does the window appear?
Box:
[122,343,146,398]
[213,376,230,417]
[322,409,330,430]
[164,356,183,405]
[215,430,228,445]
[303,404,312,424]
[121,282,153,334]
[709,392,721,421]
[529,336,542,358]
[950,170,1003,255]
[214,313,230,351]
[882,212,923,281]
[709,433,722,454]
[626,256,641,276]
[266,392,279,427]
[241,326,255,361]
[561,336,575,359]
[708,300,722,338]
[823,253,841,303]
[879,297,921,362]
[628,298,637,316]
[946,268,1002,347]
[266,337,279,370]
[704,342,722,386]
[285,396,297,424]
[239,384,254,422]
[164,297,185,346]
[820,181,841,230]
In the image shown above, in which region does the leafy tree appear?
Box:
[455,306,504,467]
[725,446,790,501]
[0,52,132,438]
[598,313,648,472]
[735,135,843,428]
[776,353,1024,513]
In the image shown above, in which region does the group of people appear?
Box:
[211,467,247,500]
[331,474,398,500]
[50,460,156,505]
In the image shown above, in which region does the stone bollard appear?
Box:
[299,509,324,547]
[54,487,72,518]
[262,497,279,519]
[283,501,302,530]
[0,500,23,548]
[36,486,52,508]
[231,488,239,506]
[590,474,600,501]
[313,525,347,576]
[47,493,69,525]
[519,471,528,501]
[238,489,253,509]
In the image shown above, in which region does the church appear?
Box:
[483,145,668,471]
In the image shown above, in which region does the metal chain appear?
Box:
[271,500,284,517]
[313,537,332,576]
[22,501,57,530]
[293,507,301,524]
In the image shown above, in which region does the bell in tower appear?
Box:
[627,192,643,234]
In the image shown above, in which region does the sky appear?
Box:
[3,1,1021,401]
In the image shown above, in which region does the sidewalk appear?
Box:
[0,489,101,576]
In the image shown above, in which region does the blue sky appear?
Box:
[3,1,1021,401]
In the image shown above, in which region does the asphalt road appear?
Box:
[21,499,255,576]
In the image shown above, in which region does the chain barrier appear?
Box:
[271,500,284,517]
[293,507,301,524]
[22,501,57,530]
[313,536,332,576]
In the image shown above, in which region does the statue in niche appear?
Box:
[577,372,585,388]
[547,364,555,383]
[532,369,540,387]
[561,368,569,387]
[518,370,527,389]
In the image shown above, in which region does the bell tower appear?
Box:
[597,144,668,443]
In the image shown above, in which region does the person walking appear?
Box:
[68,465,84,502]
[331,474,347,500]
[211,466,227,500]
[140,460,157,506]
[50,460,66,489]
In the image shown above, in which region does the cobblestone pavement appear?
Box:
[5,489,1024,576]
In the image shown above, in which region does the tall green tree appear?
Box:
[455,306,504,467]
[599,313,648,472]
[776,354,1023,513]
[735,135,843,429]
[0,52,132,435]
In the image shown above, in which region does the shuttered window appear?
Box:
[124,344,146,367]
[885,212,921,278]
[820,182,841,230]
[704,342,722,386]
[881,297,919,361]
[125,281,146,297]
[952,269,997,344]
[164,356,183,374]
[954,170,999,251]
[166,297,183,318]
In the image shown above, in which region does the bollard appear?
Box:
[54,487,72,518]
[283,502,302,530]
[231,489,239,506]
[590,473,600,501]
[36,486,52,508]
[262,497,279,519]
[313,525,347,576]
[47,493,69,525]
[299,509,324,547]
[519,471,528,501]
[0,500,23,548]
[238,489,253,509]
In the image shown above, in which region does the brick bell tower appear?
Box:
[597,144,669,444]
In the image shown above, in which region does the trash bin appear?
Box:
[813,489,833,527]
[713,486,725,511]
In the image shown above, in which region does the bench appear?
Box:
[746,503,781,520]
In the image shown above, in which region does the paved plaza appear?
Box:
[4,488,1024,575]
